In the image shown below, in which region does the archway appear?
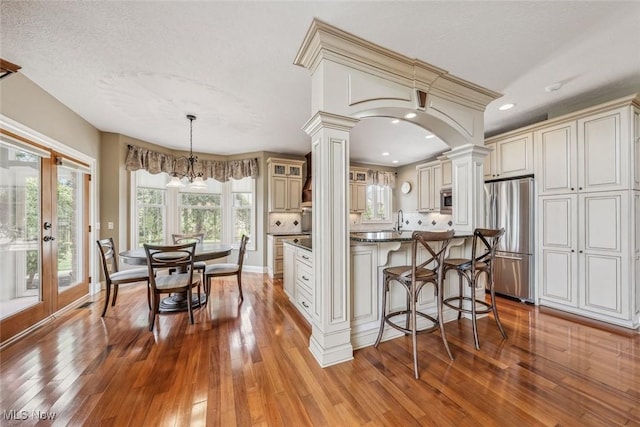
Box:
[295,19,500,367]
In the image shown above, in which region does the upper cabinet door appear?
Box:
[483,142,496,180]
[441,159,452,188]
[416,165,432,212]
[287,178,302,211]
[432,163,442,210]
[496,132,534,179]
[535,121,577,195]
[270,176,288,211]
[578,107,629,192]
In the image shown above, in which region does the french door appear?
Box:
[0,130,90,343]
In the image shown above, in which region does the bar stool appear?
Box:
[374,230,455,379]
[443,228,507,350]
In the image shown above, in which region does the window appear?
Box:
[178,179,222,243]
[135,172,167,246]
[363,184,391,222]
[230,178,254,245]
[132,171,255,249]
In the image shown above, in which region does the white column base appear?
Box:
[309,328,354,367]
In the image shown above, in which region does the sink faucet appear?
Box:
[397,209,404,232]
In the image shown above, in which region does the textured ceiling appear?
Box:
[1,1,639,166]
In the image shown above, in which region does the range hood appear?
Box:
[301,152,312,208]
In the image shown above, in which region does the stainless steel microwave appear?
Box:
[440,188,452,214]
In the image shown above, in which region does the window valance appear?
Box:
[125,145,259,182]
[366,170,396,188]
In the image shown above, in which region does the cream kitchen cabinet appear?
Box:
[538,191,634,326]
[267,158,304,212]
[440,158,452,188]
[349,167,367,213]
[283,241,314,323]
[534,95,640,329]
[283,242,296,299]
[484,132,534,181]
[267,234,308,279]
[294,247,314,322]
[535,107,631,196]
[416,161,441,212]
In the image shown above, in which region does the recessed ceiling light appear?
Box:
[382,152,390,156]
[498,103,515,111]
[425,134,435,139]
[391,119,400,124]
[404,112,417,119]
[545,82,563,92]
[392,160,399,164]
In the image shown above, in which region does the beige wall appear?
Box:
[0,74,100,158]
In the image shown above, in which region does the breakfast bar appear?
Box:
[349,230,472,349]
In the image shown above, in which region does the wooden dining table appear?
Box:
[119,243,232,312]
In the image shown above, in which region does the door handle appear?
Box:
[43,221,52,230]
[43,236,56,242]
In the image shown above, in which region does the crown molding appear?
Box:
[294,19,501,112]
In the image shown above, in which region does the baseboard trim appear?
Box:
[0,293,92,350]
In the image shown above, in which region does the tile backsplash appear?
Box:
[349,211,453,232]
[269,212,302,234]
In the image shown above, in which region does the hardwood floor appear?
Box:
[1,273,639,426]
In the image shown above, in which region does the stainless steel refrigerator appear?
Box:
[484,177,534,302]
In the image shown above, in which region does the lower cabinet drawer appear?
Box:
[296,264,313,294]
[296,285,313,321]
[296,249,312,267]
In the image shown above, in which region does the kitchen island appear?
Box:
[284,230,473,349]
[350,230,471,349]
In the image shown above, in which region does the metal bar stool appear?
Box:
[374,230,455,379]
[443,228,507,350]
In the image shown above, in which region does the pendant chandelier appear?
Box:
[167,114,207,190]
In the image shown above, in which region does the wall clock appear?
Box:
[401,181,412,194]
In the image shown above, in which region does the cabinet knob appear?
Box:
[579,250,583,253]
[579,187,583,190]
[571,188,575,191]
[571,249,575,253]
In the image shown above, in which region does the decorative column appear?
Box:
[445,144,492,304]
[303,111,359,367]
[446,144,492,233]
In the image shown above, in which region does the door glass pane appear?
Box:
[57,166,84,292]
[0,143,41,319]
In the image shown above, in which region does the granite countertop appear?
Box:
[349,230,473,243]
[283,237,312,251]
[267,232,311,236]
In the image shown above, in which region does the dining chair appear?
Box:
[96,237,150,317]
[204,235,248,305]
[144,242,201,331]
[171,233,206,295]
[374,230,455,379]
[443,227,507,349]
